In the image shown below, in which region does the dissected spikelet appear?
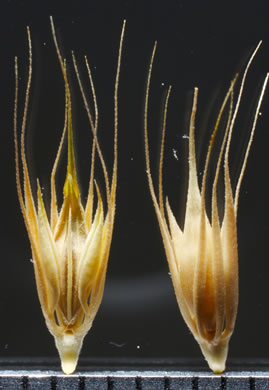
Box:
[144,41,268,373]
[14,17,125,374]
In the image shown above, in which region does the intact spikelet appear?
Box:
[14,18,125,374]
[144,41,268,373]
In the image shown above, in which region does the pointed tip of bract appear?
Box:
[55,333,83,375]
[199,337,229,374]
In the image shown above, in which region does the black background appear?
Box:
[1,0,269,371]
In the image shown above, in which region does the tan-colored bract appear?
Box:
[14,18,125,374]
[144,42,268,373]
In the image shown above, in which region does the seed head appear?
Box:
[144,41,268,373]
[14,18,126,374]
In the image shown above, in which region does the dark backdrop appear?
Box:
[1,0,269,371]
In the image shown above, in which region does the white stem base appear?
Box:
[55,333,83,375]
[199,337,230,374]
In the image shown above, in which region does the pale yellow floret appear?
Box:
[14,18,126,374]
[144,40,269,373]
